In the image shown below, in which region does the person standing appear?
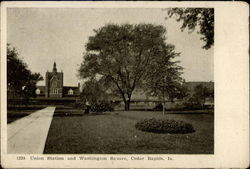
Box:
[85,100,90,114]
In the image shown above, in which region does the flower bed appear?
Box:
[135,118,195,134]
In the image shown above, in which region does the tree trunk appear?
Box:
[123,97,131,111]
[124,101,130,111]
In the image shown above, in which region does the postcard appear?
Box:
[1,1,249,168]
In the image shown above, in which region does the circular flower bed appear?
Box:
[135,118,195,134]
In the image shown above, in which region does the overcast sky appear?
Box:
[7,8,213,86]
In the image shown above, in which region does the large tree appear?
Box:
[144,57,186,114]
[167,8,214,49]
[7,44,43,100]
[79,24,182,111]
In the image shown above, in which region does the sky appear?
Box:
[7,8,213,86]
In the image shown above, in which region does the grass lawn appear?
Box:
[7,106,46,123]
[44,108,213,154]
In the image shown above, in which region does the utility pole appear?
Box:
[162,76,167,116]
[162,85,165,115]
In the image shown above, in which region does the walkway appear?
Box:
[7,107,55,154]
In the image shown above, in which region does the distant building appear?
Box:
[130,81,214,102]
[36,62,80,99]
[125,81,214,109]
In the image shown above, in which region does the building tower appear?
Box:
[45,62,63,98]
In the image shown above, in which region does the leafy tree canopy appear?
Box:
[7,44,43,100]
[186,84,214,108]
[143,57,186,101]
[80,78,111,104]
[79,24,183,110]
[167,8,214,49]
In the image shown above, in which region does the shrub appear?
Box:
[90,102,114,113]
[135,118,195,134]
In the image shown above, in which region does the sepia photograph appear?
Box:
[6,7,214,154]
[1,1,249,168]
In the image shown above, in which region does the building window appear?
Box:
[68,89,74,95]
[51,89,58,94]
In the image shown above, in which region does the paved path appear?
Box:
[7,107,55,154]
